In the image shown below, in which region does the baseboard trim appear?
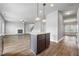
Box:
[50,36,65,43]
[30,49,36,56]
[58,36,65,42]
[50,39,58,43]
[5,34,30,36]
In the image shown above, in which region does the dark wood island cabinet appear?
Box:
[31,33,50,54]
[37,33,50,54]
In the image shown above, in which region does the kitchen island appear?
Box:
[31,33,50,54]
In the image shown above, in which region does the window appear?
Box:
[65,24,77,33]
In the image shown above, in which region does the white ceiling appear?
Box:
[0,3,79,23]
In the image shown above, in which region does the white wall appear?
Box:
[0,14,5,36]
[58,11,64,40]
[2,21,5,36]
[30,21,42,34]
[5,21,45,35]
[46,10,58,42]
[24,23,30,33]
[24,21,45,34]
[0,20,1,36]
[5,21,37,35]
[24,23,32,33]
[46,10,64,42]
[5,22,24,35]
[0,16,2,55]
[77,8,79,43]
[0,13,5,55]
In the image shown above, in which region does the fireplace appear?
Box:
[18,29,23,34]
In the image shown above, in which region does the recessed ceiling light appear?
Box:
[35,17,40,21]
[50,4,54,7]
[65,11,73,15]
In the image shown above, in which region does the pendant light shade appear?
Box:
[35,3,40,21]
[35,17,40,21]
[42,3,46,22]
[42,19,46,22]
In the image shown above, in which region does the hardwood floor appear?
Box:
[37,36,79,56]
[2,34,32,56]
[3,49,34,56]
[2,35,79,56]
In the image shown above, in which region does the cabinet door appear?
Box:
[37,34,46,53]
[46,33,50,48]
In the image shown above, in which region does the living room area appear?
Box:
[0,3,79,56]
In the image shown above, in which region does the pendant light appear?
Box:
[35,3,40,21]
[42,3,46,22]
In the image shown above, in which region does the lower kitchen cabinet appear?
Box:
[31,33,50,54]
